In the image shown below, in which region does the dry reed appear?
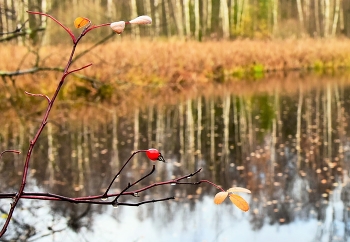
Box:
[1,38,350,122]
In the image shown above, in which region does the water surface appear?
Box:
[1,75,350,242]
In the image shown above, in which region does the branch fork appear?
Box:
[0,11,248,238]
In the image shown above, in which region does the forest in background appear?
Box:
[2,0,350,114]
[1,0,350,43]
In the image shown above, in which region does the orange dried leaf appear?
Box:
[214,192,228,204]
[227,187,251,194]
[229,194,250,211]
[74,17,90,28]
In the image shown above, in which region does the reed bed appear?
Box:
[1,38,350,122]
[1,38,350,85]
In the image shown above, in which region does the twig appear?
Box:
[0,19,28,35]
[102,150,147,198]
[24,91,51,104]
[0,150,21,160]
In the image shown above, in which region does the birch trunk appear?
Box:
[296,0,304,30]
[194,0,200,39]
[130,0,140,39]
[324,0,330,36]
[183,0,191,36]
[220,0,230,38]
[331,0,341,36]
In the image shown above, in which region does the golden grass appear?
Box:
[1,38,350,123]
[2,38,350,85]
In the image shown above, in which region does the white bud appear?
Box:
[110,21,125,34]
[129,15,152,25]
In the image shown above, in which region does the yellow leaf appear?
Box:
[1,214,8,219]
[74,17,90,29]
[214,192,228,204]
[229,194,250,211]
[227,187,251,194]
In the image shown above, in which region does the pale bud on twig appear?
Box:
[129,15,152,25]
[110,21,125,34]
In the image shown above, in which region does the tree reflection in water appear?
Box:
[1,77,350,241]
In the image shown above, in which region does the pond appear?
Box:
[1,74,350,242]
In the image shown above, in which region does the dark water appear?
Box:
[1,77,350,241]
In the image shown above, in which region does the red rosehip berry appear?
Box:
[146,148,165,162]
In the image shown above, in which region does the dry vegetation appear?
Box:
[1,38,350,122]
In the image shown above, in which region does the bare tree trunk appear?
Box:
[304,0,310,33]
[238,0,247,34]
[207,0,212,33]
[166,0,173,37]
[220,0,230,38]
[332,0,341,36]
[296,0,305,31]
[106,0,116,19]
[171,0,184,37]
[4,0,10,33]
[315,0,320,35]
[324,0,330,36]
[202,0,208,37]
[194,0,200,39]
[272,0,278,34]
[130,0,140,39]
[153,0,161,36]
[183,0,191,37]
[144,0,151,14]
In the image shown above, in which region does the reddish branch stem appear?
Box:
[102,150,147,198]
[0,11,91,237]
[0,11,225,238]
[0,169,208,203]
